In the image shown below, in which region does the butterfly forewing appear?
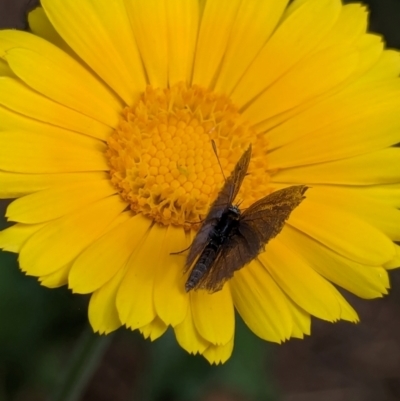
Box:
[240,185,308,246]
[204,144,251,221]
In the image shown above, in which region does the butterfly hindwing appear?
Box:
[198,221,262,292]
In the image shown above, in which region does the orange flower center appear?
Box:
[106,83,270,228]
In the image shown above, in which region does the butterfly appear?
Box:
[184,143,308,293]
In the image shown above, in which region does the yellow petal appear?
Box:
[357,49,400,83]
[6,179,117,223]
[19,195,127,276]
[39,263,71,288]
[174,307,210,355]
[116,224,165,330]
[243,45,358,125]
[285,299,310,339]
[231,260,293,342]
[214,0,289,94]
[0,131,107,173]
[384,245,400,270]
[28,7,71,53]
[0,171,107,199]
[339,300,359,323]
[307,186,400,241]
[5,48,121,128]
[321,4,367,49]
[239,41,384,140]
[0,58,14,77]
[166,0,199,86]
[154,225,189,327]
[281,225,389,299]
[0,99,103,139]
[267,97,400,168]
[288,196,395,266]
[202,338,234,365]
[123,0,168,88]
[0,78,111,140]
[139,317,168,341]
[358,184,400,208]
[351,33,383,78]
[260,239,358,322]
[192,0,242,87]
[191,285,234,346]
[261,80,400,151]
[0,223,45,253]
[70,214,151,294]
[231,0,341,107]
[0,29,122,125]
[271,148,400,185]
[89,268,124,334]
[42,0,146,104]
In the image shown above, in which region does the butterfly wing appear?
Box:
[206,144,252,221]
[240,185,308,249]
[185,144,252,270]
[195,221,261,292]
[195,185,308,292]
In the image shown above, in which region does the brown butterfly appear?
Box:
[185,144,308,293]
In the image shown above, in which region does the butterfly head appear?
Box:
[227,204,241,220]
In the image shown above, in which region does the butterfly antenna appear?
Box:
[211,139,227,183]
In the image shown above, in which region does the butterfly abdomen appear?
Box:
[185,244,218,292]
[185,207,240,292]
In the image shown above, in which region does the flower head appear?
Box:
[0,0,399,364]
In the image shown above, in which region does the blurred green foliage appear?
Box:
[0,210,88,400]
[0,254,88,399]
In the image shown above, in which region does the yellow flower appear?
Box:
[1,0,400,364]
